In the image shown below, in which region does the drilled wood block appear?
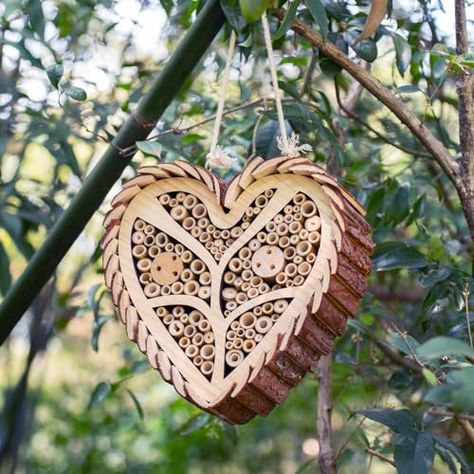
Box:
[102,156,373,424]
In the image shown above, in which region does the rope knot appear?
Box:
[277,132,313,158]
[206,145,236,171]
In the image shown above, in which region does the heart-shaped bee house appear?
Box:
[102,156,373,424]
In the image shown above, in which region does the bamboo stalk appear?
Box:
[0,0,226,345]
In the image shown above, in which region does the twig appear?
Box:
[316,355,337,474]
[463,283,473,349]
[427,408,474,423]
[300,48,317,98]
[457,418,474,446]
[365,448,396,467]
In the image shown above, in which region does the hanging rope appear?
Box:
[261,11,312,158]
[206,30,237,171]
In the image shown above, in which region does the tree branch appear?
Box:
[365,448,396,467]
[0,0,226,346]
[316,355,337,474]
[272,10,458,185]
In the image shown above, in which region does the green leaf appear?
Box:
[220,0,248,32]
[239,0,270,23]
[89,381,112,408]
[273,0,300,41]
[372,242,428,271]
[433,434,471,474]
[357,408,417,434]
[179,413,211,435]
[136,141,162,157]
[394,431,435,474]
[126,389,144,420]
[46,64,64,89]
[387,331,420,355]
[253,119,291,159]
[352,39,378,62]
[306,0,328,42]
[64,86,87,101]
[0,242,12,296]
[422,368,438,386]
[91,315,110,352]
[416,337,474,360]
[392,34,411,77]
[395,85,424,95]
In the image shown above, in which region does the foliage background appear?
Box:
[0,0,473,472]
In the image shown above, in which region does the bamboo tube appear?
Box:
[156,307,168,318]
[293,205,300,213]
[139,273,151,285]
[198,271,211,286]
[283,214,293,224]
[276,272,288,285]
[180,269,194,282]
[182,217,196,232]
[276,223,289,236]
[250,276,263,287]
[293,255,303,264]
[308,231,321,245]
[294,275,305,286]
[293,193,305,205]
[198,232,211,243]
[242,260,252,270]
[132,244,147,259]
[236,292,248,304]
[305,215,321,232]
[163,314,173,325]
[192,203,207,219]
[233,338,243,350]
[172,306,184,317]
[215,253,222,261]
[257,231,267,243]
[298,261,312,276]
[274,214,283,224]
[307,252,316,264]
[222,287,237,301]
[258,283,270,294]
[289,221,302,234]
[255,316,272,334]
[176,192,186,203]
[253,207,261,216]
[248,238,261,252]
[294,212,303,222]
[174,243,184,255]
[207,242,215,251]
[231,227,243,238]
[298,228,309,241]
[148,245,160,258]
[144,224,156,235]
[264,231,278,245]
[132,231,145,245]
[285,263,298,278]
[241,281,251,292]
[134,219,146,231]
[198,319,211,333]
[243,339,256,353]
[183,280,199,296]
[183,194,197,209]
[179,336,190,348]
[234,277,243,288]
[241,269,253,281]
[247,287,259,299]
[301,200,316,218]
[158,194,170,206]
[279,236,290,248]
[255,334,263,342]
[227,330,236,341]
[265,221,277,233]
[254,306,263,316]
[189,310,202,326]
[271,314,280,322]
[241,221,250,230]
[164,242,174,252]
[171,281,184,294]
[262,302,274,315]
[272,284,282,291]
[228,257,242,273]
[200,344,215,360]
[223,272,236,285]
[289,234,300,246]
[190,260,205,274]
[144,283,161,297]
[265,189,274,198]
[283,247,296,261]
[225,341,233,350]
[274,299,288,314]
[193,355,203,367]
[287,279,294,287]
[219,245,227,254]
[161,285,171,295]
[192,332,203,345]
[180,314,189,324]
[284,204,293,214]
[201,361,214,376]
[224,309,230,317]
[204,332,214,343]
[212,229,221,239]
[240,312,256,329]
[245,328,255,339]
[226,301,237,311]
[296,241,312,256]
[169,198,178,207]
[185,345,199,358]
[136,258,152,272]
[181,250,192,263]
[191,227,201,238]
[221,229,230,240]
[255,195,268,208]
[226,350,244,367]
[198,286,211,300]
[169,320,184,337]
[230,321,240,331]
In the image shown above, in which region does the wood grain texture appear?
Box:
[102,156,373,424]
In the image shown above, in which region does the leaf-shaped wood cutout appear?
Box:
[355,0,388,44]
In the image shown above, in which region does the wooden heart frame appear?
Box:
[102,156,373,424]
